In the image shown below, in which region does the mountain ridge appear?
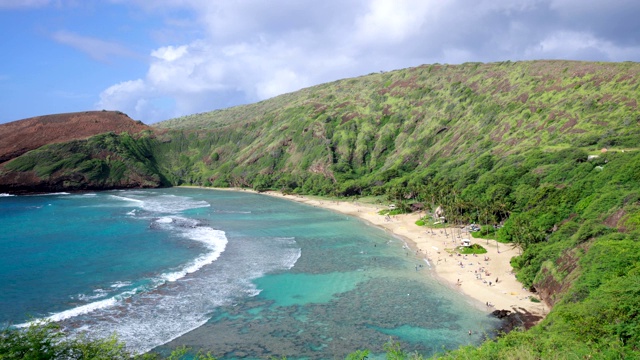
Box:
[0,110,151,164]
[0,111,163,194]
[151,60,639,193]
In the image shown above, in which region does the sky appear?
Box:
[1,0,639,124]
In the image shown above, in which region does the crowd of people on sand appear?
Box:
[415,228,509,318]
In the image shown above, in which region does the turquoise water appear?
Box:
[0,189,499,358]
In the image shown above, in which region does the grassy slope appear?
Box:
[0,131,168,192]
[153,60,639,192]
[152,60,640,358]
[2,60,640,357]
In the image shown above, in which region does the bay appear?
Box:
[0,188,499,358]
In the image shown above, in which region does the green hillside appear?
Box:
[153,60,639,193]
[2,60,640,358]
[0,131,168,193]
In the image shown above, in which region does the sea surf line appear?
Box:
[4,189,302,354]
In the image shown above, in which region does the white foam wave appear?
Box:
[110,281,132,289]
[155,217,173,224]
[286,248,302,270]
[47,297,119,322]
[0,193,15,197]
[111,193,211,214]
[17,298,118,327]
[272,237,300,270]
[161,227,227,282]
[141,195,210,213]
[76,288,108,301]
[274,237,296,242]
[31,192,71,196]
[110,195,145,204]
[54,232,301,354]
[21,283,154,328]
[18,225,228,331]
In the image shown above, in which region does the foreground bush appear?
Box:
[0,321,215,360]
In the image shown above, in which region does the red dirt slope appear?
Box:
[0,111,151,164]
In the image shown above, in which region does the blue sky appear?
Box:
[1,0,639,124]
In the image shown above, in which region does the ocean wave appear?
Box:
[141,195,211,213]
[111,193,211,214]
[162,226,228,282]
[273,237,300,270]
[30,192,71,196]
[75,288,109,302]
[274,237,296,242]
[24,222,228,331]
[16,298,118,327]
[20,281,160,328]
[53,232,300,354]
[73,281,135,303]
[110,195,145,204]
[0,193,15,197]
[110,281,132,289]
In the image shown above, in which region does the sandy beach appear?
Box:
[253,190,550,323]
[200,186,549,324]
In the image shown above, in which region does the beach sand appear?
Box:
[198,187,549,324]
[256,191,550,323]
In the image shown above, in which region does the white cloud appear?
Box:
[524,31,637,61]
[96,0,640,123]
[97,37,319,122]
[147,41,226,94]
[256,69,309,100]
[52,30,137,62]
[354,0,442,44]
[538,31,602,53]
[151,45,188,62]
[97,79,147,112]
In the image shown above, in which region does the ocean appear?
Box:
[0,188,499,358]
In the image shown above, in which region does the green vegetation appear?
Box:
[458,244,487,255]
[3,131,169,191]
[0,321,216,359]
[2,60,640,358]
[378,208,409,216]
[470,225,497,240]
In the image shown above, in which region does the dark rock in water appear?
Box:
[490,309,511,319]
[490,307,544,335]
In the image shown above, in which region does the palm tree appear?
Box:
[439,188,449,237]
[428,185,437,235]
